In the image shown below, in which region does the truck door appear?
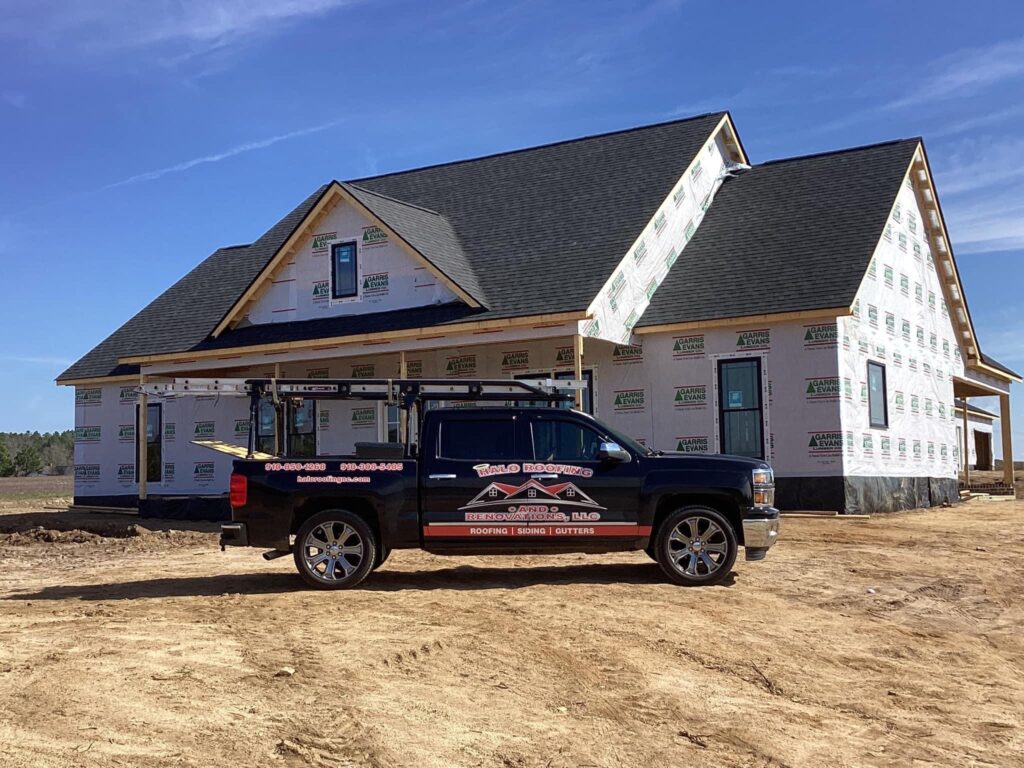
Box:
[420,411,532,544]
[523,411,644,540]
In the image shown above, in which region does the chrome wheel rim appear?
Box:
[666,516,728,578]
[302,521,364,582]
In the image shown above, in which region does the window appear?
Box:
[331,241,358,299]
[136,403,162,482]
[532,419,603,461]
[439,418,518,460]
[868,362,888,428]
[385,404,401,443]
[555,370,594,414]
[256,400,278,455]
[718,358,764,459]
[288,399,316,457]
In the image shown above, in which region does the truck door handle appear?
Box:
[530,473,559,480]
[428,474,457,480]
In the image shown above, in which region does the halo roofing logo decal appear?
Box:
[459,478,606,516]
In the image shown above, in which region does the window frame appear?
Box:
[867,360,889,429]
[717,356,765,460]
[330,240,360,300]
[135,402,162,483]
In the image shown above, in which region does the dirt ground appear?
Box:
[1,496,1022,767]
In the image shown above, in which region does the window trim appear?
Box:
[717,356,765,460]
[135,402,162,483]
[330,240,359,300]
[867,360,889,429]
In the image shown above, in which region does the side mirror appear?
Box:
[598,441,631,463]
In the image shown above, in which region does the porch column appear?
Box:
[962,400,970,486]
[138,372,148,502]
[1000,393,1014,486]
[399,351,408,443]
[574,334,584,409]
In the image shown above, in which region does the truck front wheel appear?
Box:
[293,510,376,589]
[654,506,737,587]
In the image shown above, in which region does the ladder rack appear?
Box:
[138,377,587,459]
[139,377,585,403]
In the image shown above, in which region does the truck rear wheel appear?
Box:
[654,506,737,587]
[293,510,376,589]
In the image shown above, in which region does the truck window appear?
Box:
[438,418,517,460]
[532,419,603,461]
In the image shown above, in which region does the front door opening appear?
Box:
[718,357,764,459]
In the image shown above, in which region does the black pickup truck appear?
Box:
[218,378,779,589]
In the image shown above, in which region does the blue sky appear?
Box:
[0,0,1022,457]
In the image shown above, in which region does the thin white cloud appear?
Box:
[0,355,73,366]
[885,36,1024,110]
[928,105,1024,139]
[0,0,356,55]
[102,119,345,190]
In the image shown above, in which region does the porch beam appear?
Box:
[574,335,584,410]
[1000,393,1015,487]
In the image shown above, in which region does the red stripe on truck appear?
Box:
[423,524,652,537]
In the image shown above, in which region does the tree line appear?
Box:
[0,431,74,476]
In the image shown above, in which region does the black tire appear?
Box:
[372,546,391,571]
[653,505,737,587]
[293,510,376,589]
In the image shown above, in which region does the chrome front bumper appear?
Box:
[742,514,779,560]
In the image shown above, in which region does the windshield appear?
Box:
[583,413,654,456]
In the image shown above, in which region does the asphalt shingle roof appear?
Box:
[638,139,920,327]
[979,352,1021,380]
[59,115,724,381]
[342,183,485,305]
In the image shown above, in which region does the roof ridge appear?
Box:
[342,181,444,216]
[757,137,921,168]
[347,111,727,183]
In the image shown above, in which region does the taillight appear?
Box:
[229,473,247,508]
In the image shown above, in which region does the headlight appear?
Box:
[752,467,774,508]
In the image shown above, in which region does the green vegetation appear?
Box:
[0,431,73,476]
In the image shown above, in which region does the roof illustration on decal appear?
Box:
[460,479,604,510]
